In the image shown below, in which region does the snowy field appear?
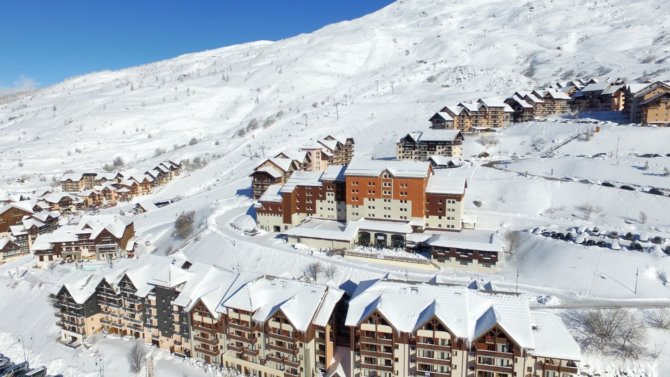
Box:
[1,0,670,375]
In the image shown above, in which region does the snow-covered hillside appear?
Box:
[2,0,670,376]
[1,0,669,190]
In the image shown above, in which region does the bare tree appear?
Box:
[324,265,338,280]
[639,211,648,224]
[562,309,646,359]
[304,262,324,281]
[644,309,670,330]
[127,340,147,373]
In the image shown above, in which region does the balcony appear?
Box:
[266,331,294,343]
[284,369,300,377]
[192,322,217,333]
[359,349,392,358]
[476,348,514,359]
[243,347,260,357]
[227,321,252,331]
[194,335,219,345]
[267,342,299,355]
[416,356,451,366]
[266,354,300,368]
[359,335,392,345]
[360,361,393,373]
[227,332,256,343]
[227,343,243,352]
[194,345,219,357]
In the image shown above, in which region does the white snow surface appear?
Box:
[0,0,669,375]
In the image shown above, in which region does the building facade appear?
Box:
[396,130,464,161]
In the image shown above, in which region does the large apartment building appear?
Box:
[256,165,347,232]
[251,136,355,199]
[396,130,464,161]
[629,81,670,125]
[52,258,581,376]
[345,278,580,377]
[52,258,346,377]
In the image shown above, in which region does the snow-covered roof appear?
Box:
[478,97,509,108]
[459,102,481,112]
[405,129,463,143]
[345,157,430,179]
[321,165,346,182]
[283,219,356,242]
[346,279,547,353]
[79,215,132,239]
[280,171,324,193]
[313,287,345,327]
[60,173,84,182]
[530,311,581,360]
[0,237,17,250]
[430,112,453,121]
[219,276,337,332]
[255,158,295,173]
[253,165,283,179]
[426,175,466,195]
[318,138,340,152]
[259,184,283,203]
[508,94,532,108]
[581,81,610,92]
[0,201,34,216]
[536,89,571,100]
[427,229,502,253]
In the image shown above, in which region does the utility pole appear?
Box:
[96,356,104,377]
[634,267,639,294]
[303,113,308,127]
[334,103,340,119]
[259,145,267,158]
[515,270,519,294]
[19,336,27,363]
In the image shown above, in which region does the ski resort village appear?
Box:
[1,0,670,376]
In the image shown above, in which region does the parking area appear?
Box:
[530,226,670,255]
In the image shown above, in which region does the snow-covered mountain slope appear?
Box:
[1,0,669,190]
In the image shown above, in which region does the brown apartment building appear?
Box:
[345,278,580,377]
[396,130,464,161]
[630,81,670,125]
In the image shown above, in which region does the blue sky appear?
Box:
[0,0,394,91]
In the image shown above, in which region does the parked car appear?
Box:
[647,188,664,196]
[601,181,615,187]
[620,185,636,191]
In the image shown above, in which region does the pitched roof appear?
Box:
[259,184,283,203]
[427,230,502,253]
[425,175,467,195]
[345,157,431,179]
[219,276,334,332]
[404,130,463,143]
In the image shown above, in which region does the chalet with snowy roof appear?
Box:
[52,274,103,347]
[9,211,60,254]
[429,111,454,129]
[427,229,503,271]
[428,155,463,169]
[514,91,548,118]
[396,130,464,161]
[33,215,134,267]
[532,89,571,115]
[0,201,34,233]
[0,236,22,262]
[217,276,344,377]
[477,98,514,128]
[43,192,81,212]
[571,80,625,112]
[250,157,300,199]
[345,278,580,377]
[504,94,535,122]
[630,81,670,125]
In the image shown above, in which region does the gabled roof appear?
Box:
[634,81,670,98]
[254,158,296,173]
[219,276,334,332]
[321,165,346,182]
[345,279,539,351]
[0,201,34,216]
[507,94,532,109]
[403,130,463,143]
[259,184,283,203]
[430,112,454,122]
[425,175,467,195]
[345,157,431,179]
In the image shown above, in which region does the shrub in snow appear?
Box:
[644,309,670,330]
[563,309,646,359]
[324,265,338,280]
[304,262,323,281]
[127,340,147,373]
[174,211,196,239]
[189,137,198,146]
